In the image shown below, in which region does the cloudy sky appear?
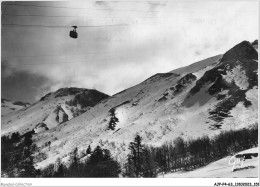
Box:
[1,1,259,103]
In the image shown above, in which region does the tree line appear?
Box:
[41,145,121,177]
[123,124,258,177]
[1,131,39,177]
[1,123,258,177]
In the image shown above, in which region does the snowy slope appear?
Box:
[158,147,258,178]
[1,88,109,135]
[1,40,258,169]
[170,54,222,75]
[1,99,30,116]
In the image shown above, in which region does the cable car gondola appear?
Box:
[70,26,78,39]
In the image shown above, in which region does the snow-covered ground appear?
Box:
[1,88,108,136]
[1,99,30,116]
[158,147,258,178]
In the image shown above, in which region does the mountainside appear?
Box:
[1,40,258,169]
[1,99,30,116]
[1,88,109,135]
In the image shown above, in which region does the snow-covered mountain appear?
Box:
[1,88,109,135]
[1,40,258,169]
[1,99,30,116]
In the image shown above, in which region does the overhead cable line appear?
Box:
[2,23,129,28]
[3,3,159,12]
[2,14,153,19]
[2,53,103,58]
[2,13,154,19]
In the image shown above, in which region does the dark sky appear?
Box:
[1,1,258,103]
[1,69,48,103]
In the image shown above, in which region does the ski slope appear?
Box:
[159,147,258,178]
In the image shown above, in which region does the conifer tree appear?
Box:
[86,145,92,155]
[126,134,144,177]
[69,147,79,177]
[108,108,119,130]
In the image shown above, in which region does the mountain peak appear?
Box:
[54,87,88,98]
[251,39,258,46]
[252,39,258,50]
[220,40,258,63]
[40,87,87,101]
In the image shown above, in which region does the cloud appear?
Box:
[1,69,48,102]
[1,1,258,102]
[1,60,15,78]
